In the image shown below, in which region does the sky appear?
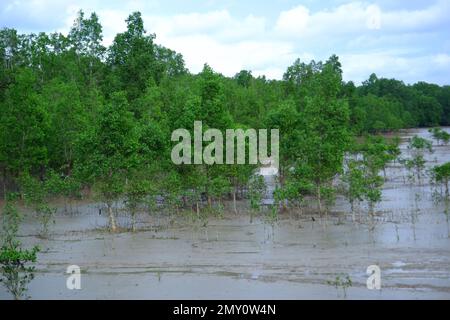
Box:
[1,0,449,85]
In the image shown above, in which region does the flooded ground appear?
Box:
[1,128,450,300]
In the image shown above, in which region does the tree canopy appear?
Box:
[1,10,449,227]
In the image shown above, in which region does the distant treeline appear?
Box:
[0,11,449,222]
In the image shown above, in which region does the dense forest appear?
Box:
[1,11,450,232]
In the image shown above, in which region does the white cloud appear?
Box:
[433,54,450,67]
[96,9,129,44]
[96,1,450,84]
[381,0,449,31]
[366,4,381,30]
[144,10,266,42]
[135,10,281,75]
[275,5,310,35]
[2,0,449,84]
[341,52,450,84]
[274,1,449,39]
[274,3,381,38]
[156,34,296,75]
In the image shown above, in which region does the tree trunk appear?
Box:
[131,209,136,233]
[108,203,117,232]
[39,164,46,181]
[233,190,238,215]
[368,201,375,231]
[359,203,362,222]
[351,201,355,223]
[196,201,200,219]
[298,205,303,219]
[2,168,6,200]
[317,185,322,217]
[445,181,449,198]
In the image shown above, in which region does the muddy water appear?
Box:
[1,128,450,300]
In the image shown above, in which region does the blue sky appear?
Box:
[1,0,449,85]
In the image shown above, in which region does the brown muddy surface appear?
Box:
[1,128,450,299]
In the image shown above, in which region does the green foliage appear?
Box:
[160,170,183,213]
[358,75,446,129]
[248,175,266,222]
[1,194,22,246]
[295,58,351,216]
[433,162,450,198]
[209,176,231,203]
[124,173,154,231]
[408,135,433,152]
[327,274,352,298]
[404,135,433,184]
[1,10,449,231]
[346,136,397,219]
[357,94,405,133]
[0,245,39,300]
[429,128,450,146]
[0,196,40,300]
[342,159,365,214]
[0,68,50,175]
[108,12,161,99]
[405,155,426,183]
[19,173,56,237]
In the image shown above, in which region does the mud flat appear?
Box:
[1,128,450,299]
